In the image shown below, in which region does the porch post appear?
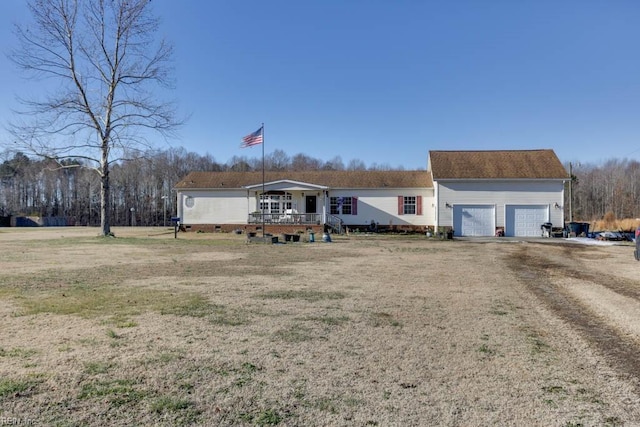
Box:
[322,190,327,225]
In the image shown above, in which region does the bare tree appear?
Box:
[266,149,290,171]
[228,156,252,172]
[291,153,322,171]
[322,156,344,171]
[7,0,181,235]
[346,158,366,171]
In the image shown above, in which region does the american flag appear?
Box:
[241,127,263,148]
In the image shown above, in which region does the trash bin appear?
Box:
[308,231,315,243]
[580,222,590,236]
[568,222,582,236]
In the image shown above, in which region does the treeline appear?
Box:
[2,149,639,226]
[0,148,405,226]
[570,159,640,222]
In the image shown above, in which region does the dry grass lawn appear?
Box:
[0,227,639,426]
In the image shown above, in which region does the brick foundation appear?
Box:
[183,224,324,235]
[182,223,428,234]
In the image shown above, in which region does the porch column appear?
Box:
[246,189,250,221]
[322,191,327,225]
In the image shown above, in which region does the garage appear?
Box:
[453,205,495,236]
[505,205,549,237]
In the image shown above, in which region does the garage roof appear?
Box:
[429,149,569,180]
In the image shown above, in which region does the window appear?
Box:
[398,195,422,215]
[403,196,416,215]
[259,191,292,214]
[330,196,353,215]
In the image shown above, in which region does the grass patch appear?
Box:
[257,289,346,302]
[140,348,186,367]
[0,377,40,398]
[105,314,138,328]
[369,312,402,327]
[528,334,551,354]
[254,408,282,426]
[150,395,200,424]
[490,299,516,316]
[78,337,100,347]
[312,396,339,414]
[478,343,496,356]
[603,416,623,426]
[157,350,185,364]
[150,395,194,411]
[14,284,214,320]
[542,385,567,394]
[0,287,16,299]
[0,347,38,358]
[233,362,261,387]
[159,294,218,318]
[239,408,282,426]
[106,328,121,339]
[274,325,316,342]
[301,314,350,325]
[209,306,251,326]
[83,361,114,375]
[78,379,146,406]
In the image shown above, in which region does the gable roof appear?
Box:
[429,149,568,180]
[175,170,432,190]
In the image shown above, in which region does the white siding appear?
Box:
[435,180,564,232]
[177,187,436,227]
[178,190,251,224]
[328,188,434,228]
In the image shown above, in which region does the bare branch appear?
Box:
[5,0,183,235]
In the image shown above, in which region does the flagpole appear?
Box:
[261,123,265,239]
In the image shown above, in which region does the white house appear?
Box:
[174,149,568,237]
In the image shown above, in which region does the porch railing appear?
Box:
[325,214,343,234]
[247,212,322,225]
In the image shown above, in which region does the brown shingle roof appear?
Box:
[175,170,432,190]
[429,149,568,180]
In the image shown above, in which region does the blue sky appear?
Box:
[1,1,640,169]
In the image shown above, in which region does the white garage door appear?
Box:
[505,205,549,237]
[453,205,495,236]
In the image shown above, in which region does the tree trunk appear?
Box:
[100,152,111,236]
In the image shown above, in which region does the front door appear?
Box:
[305,196,317,222]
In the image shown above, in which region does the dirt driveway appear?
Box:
[0,228,639,426]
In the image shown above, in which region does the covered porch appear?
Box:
[244,179,339,229]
